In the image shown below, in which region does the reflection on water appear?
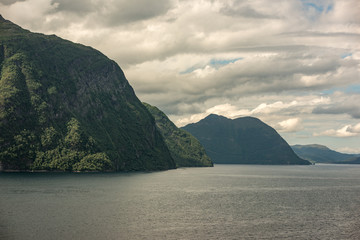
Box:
[1,164,360,239]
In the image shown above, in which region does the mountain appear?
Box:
[337,156,360,164]
[143,103,213,167]
[182,114,310,165]
[0,16,176,171]
[292,144,359,163]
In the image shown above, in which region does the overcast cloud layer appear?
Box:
[1,0,359,153]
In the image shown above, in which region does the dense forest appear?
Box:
[144,103,213,167]
[0,15,176,171]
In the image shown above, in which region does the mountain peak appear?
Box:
[205,114,229,120]
[0,15,12,25]
[0,15,28,36]
[308,144,330,150]
[182,115,310,165]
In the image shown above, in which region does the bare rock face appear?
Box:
[0,16,175,171]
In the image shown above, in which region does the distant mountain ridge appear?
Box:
[292,144,360,163]
[0,16,175,171]
[143,103,213,167]
[339,156,360,164]
[182,114,310,165]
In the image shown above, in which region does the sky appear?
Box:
[1,0,359,153]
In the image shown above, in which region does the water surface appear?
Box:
[1,164,359,239]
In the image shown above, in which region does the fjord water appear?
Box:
[1,165,359,240]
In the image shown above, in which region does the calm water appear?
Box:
[1,164,360,240]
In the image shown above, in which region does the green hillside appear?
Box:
[0,15,175,171]
[144,103,213,167]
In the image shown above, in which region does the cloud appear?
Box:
[349,123,360,132]
[128,48,356,116]
[313,93,360,119]
[314,123,360,137]
[276,118,303,132]
[175,103,247,126]
[51,0,95,13]
[220,0,277,19]
[174,96,330,127]
[0,0,58,27]
[336,147,360,154]
[95,0,174,26]
[1,0,359,150]
[181,57,243,74]
[0,0,174,34]
[251,101,298,115]
[0,0,25,5]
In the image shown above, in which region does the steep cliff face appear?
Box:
[0,16,175,171]
[182,114,310,165]
[144,103,213,167]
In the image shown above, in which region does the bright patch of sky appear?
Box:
[345,84,360,94]
[341,53,352,59]
[301,0,334,20]
[209,58,243,68]
[322,84,360,95]
[303,2,325,12]
[181,57,242,74]
[301,0,334,13]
